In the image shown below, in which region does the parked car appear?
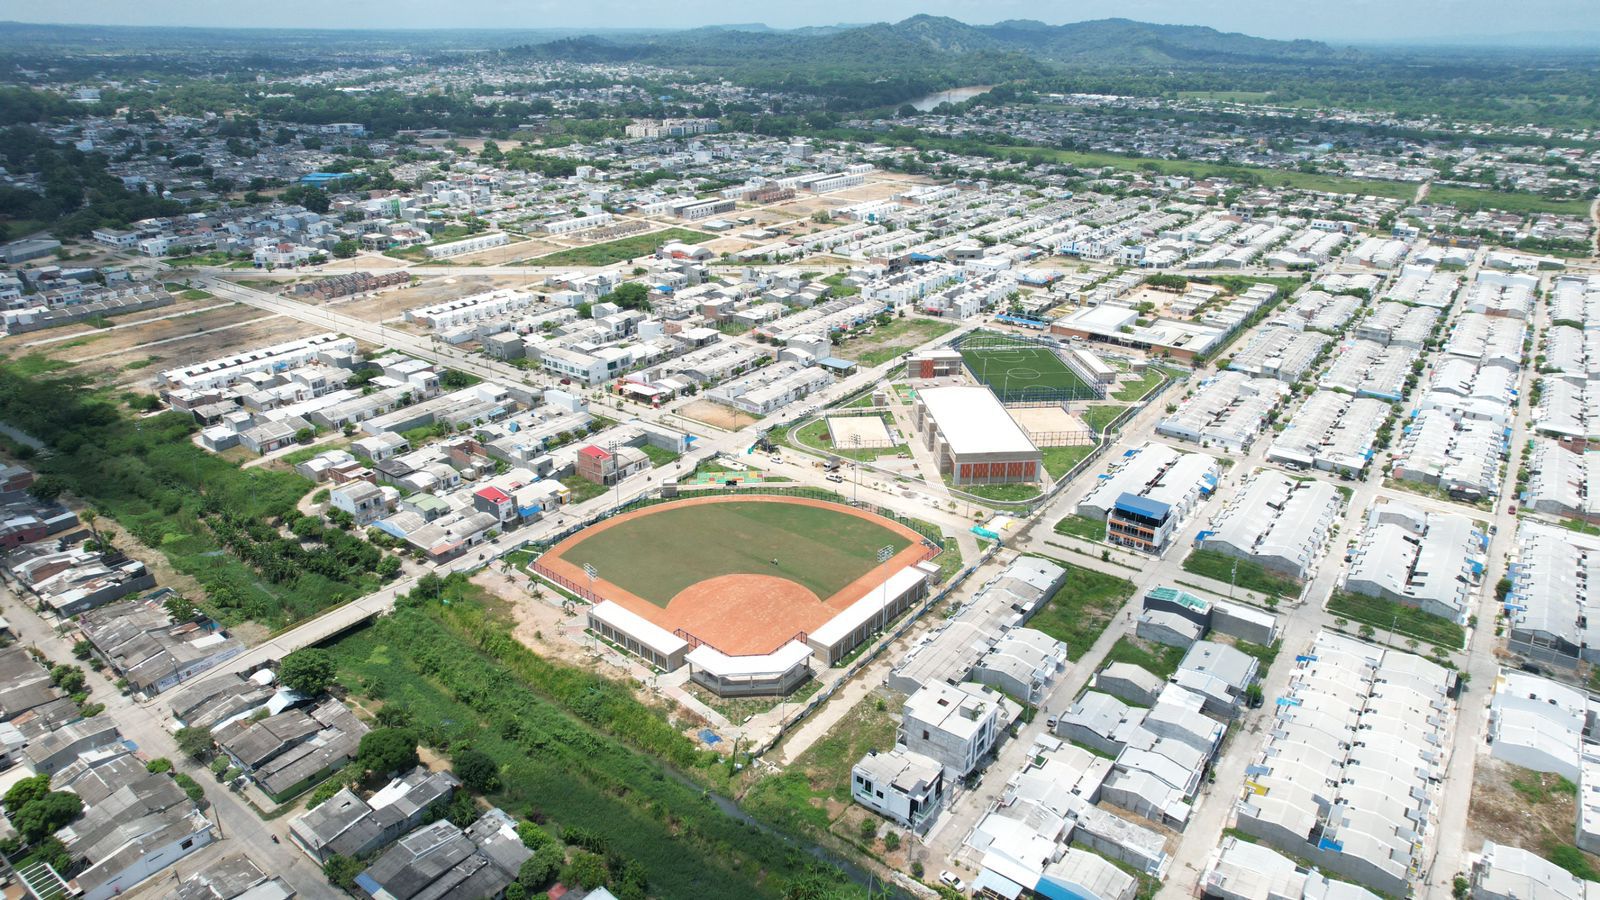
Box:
[940,871,966,892]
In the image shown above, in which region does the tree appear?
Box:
[146,757,172,774]
[49,664,85,695]
[358,727,419,776]
[603,282,652,313]
[453,748,501,794]
[324,854,364,890]
[72,640,93,660]
[562,850,608,890]
[26,474,66,503]
[376,556,402,579]
[3,774,50,813]
[176,726,214,759]
[279,648,335,696]
[519,844,564,890]
[332,239,359,259]
[10,790,82,841]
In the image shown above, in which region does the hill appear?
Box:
[513,15,1355,107]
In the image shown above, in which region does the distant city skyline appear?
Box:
[7,0,1600,45]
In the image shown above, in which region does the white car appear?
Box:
[940,871,966,892]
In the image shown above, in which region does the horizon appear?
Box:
[5,3,1600,47]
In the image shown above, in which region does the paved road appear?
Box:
[0,582,344,900]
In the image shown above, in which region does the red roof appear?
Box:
[475,487,511,503]
[579,445,611,460]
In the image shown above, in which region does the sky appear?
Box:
[7,0,1600,44]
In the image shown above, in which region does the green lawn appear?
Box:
[792,416,907,462]
[550,499,911,606]
[1112,368,1167,402]
[638,443,681,467]
[1182,549,1301,600]
[1026,559,1137,658]
[1102,636,1188,680]
[1054,514,1105,542]
[532,228,711,267]
[1425,185,1592,217]
[951,480,1043,504]
[1041,444,1095,480]
[1082,405,1125,434]
[1326,590,1466,649]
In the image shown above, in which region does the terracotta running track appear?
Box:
[536,495,933,656]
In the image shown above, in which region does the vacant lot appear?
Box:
[1469,756,1599,880]
[532,227,711,267]
[1028,559,1137,658]
[837,316,958,367]
[679,399,761,431]
[1326,590,1465,648]
[1183,549,1301,600]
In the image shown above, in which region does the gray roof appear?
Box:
[1179,641,1258,691]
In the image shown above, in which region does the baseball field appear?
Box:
[539,495,928,654]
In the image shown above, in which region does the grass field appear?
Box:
[1102,635,1188,680]
[551,499,911,606]
[532,228,711,267]
[1041,444,1096,480]
[960,344,1095,402]
[1082,406,1125,434]
[1027,559,1137,658]
[1327,589,1466,649]
[1054,514,1106,542]
[1183,549,1302,600]
[1112,368,1168,402]
[838,317,958,367]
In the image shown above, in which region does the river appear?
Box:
[907,85,995,112]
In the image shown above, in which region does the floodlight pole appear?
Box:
[877,545,894,635]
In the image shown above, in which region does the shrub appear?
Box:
[146,757,173,774]
[306,778,348,810]
[173,773,205,803]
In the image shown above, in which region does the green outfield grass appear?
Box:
[550,498,911,606]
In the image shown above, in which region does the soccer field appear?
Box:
[960,345,1094,400]
[549,497,914,607]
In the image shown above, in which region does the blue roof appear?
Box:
[1114,491,1170,522]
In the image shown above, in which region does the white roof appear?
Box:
[589,600,688,657]
[917,386,1037,456]
[686,640,811,679]
[809,565,930,648]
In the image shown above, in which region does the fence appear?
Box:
[743,535,1009,760]
[949,329,1107,404]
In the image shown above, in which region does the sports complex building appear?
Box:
[912,386,1044,486]
[531,495,943,697]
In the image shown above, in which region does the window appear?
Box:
[922,730,930,740]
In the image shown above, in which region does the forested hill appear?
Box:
[510,15,1355,108]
